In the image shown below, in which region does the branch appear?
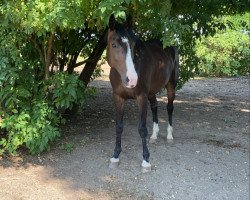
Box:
[45,31,55,80]
[74,59,94,68]
[79,28,108,86]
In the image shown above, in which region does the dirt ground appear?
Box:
[0,65,249,200]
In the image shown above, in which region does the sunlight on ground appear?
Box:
[0,164,112,200]
[200,97,220,103]
[173,100,191,104]
[240,109,250,113]
[193,77,205,80]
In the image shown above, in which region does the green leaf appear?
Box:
[12,109,18,114]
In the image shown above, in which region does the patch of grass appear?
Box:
[60,142,74,153]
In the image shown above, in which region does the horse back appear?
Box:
[143,41,179,93]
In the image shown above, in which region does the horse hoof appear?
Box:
[109,157,119,169]
[149,137,157,144]
[167,138,174,144]
[141,160,151,173]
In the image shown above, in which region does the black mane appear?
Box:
[114,23,138,43]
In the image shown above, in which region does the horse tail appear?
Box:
[170,46,179,88]
[174,47,179,88]
[164,46,179,88]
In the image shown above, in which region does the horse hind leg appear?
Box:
[166,82,176,142]
[148,94,159,144]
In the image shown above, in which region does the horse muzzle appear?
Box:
[124,73,138,88]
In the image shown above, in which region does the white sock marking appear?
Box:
[167,123,173,140]
[141,160,151,168]
[121,37,137,87]
[150,122,159,140]
[110,157,119,163]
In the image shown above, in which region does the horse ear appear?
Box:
[124,14,133,29]
[109,14,116,30]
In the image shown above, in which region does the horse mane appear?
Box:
[145,39,163,48]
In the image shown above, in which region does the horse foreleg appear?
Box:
[137,94,151,173]
[109,94,124,168]
[148,94,159,143]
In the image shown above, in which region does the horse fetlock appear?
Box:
[109,157,119,169]
[141,160,152,173]
[143,150,150,162]
[151,122,159,138]
[113,147,122,158]
[167,124,173,141]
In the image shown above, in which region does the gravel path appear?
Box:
[0,75,249,200]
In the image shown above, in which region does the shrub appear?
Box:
[0,1,98,155]
[48,72,96,110]
[0,65,95,155]
[195,14,249,77]
[0,103,60,155]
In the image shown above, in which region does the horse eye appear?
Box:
[112,43,117,48]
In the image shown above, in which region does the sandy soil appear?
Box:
[0,65,249,200]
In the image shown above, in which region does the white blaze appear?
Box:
[121,37,138,88]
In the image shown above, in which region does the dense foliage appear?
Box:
[0,0,248,155]
[195,13,249,77]
[0,0,97,154]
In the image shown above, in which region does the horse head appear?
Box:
[107,15,138,88]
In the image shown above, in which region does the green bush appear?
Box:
[0,103,60,155]
[48,72,96,110]
[0,1,98,155]
[0,58,95,155]
[196,31,250,77]
[195,14,249,77]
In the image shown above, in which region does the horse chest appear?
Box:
[113,85,139,99]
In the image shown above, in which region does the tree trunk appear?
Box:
[67,52,80,74]
[45,32,55,79]
[79,28,108,86]
[65,28,108,116]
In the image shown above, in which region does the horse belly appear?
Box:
[149,66,169,93]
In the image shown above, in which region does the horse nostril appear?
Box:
[126,77,130,83]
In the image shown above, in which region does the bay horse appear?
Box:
[107,15,179,172]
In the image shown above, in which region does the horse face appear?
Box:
[107,29,138,89]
